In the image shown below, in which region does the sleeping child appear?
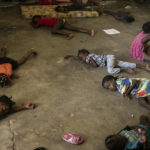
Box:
[105,114,150,150]
[64,49,150,75]
[0,95,35,119]
[102,75,150,110]
[0,47,37,87]
[31,15,95,39]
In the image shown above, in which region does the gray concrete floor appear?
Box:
[0,1,150,150]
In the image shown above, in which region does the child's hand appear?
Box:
[140,134,147,143]
[24,103,35,109]
[64,55,72,59]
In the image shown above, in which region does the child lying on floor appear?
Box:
[102,75,150,110]
[105,114,150,150]
[55,4,93,13]
[64,49,150,74]
[0,95,35,119]
[103,10,135,23]
[0,47,37,87]
[31,15,94,39]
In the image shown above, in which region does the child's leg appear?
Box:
[51,19,73,39]
[107,55,134,74]
[117,60,150,71]
[103,10,116,17]
[0,47,7,58]
[107,55,120,74]
[63,22,95,37]
[136,63,150,71]
[17,49,37,65]
[139,97,150,110]
[117,61,136,69]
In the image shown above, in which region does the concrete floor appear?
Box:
[0,1,150,150]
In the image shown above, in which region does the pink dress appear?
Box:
[130,31,150,61]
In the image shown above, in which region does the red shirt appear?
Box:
[37,18,60,27]
[39,0,54,5]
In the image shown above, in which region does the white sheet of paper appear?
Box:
[103,29,120,35]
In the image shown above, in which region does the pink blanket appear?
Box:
[130,31,150,61]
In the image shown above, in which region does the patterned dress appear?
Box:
[116,78,150,98]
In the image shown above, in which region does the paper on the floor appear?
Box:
[103,29,120,35]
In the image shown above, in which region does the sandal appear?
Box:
[62,133,84,145]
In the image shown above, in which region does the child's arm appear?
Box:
[142,35,150,44]
[113,15,123,21]
[124,79,137,95]
[64,55,79,60]
[90,57,98,67]
[11,103,35,113]
[123,79,137,99]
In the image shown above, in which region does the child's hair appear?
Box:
[102,75,117,88]
[125,16,135,23]
[34,147,47,150]
[105,135,116,150]
[0,73,10,87]
[0,95,15,112]
[78,49,90,56]
[105,135,127,150]
[31,15,41,28]
[142,21,150,33]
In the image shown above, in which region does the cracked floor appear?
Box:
[0,1,150,150]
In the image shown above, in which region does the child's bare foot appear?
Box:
[146,64,150,71]
[90,29,95,37]
[23,103,35,109]
[67,33,74,40]
[126,68,135,75]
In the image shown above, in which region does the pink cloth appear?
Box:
[130,31,150,61]
[37,18,59,27]
[39,0,54,5]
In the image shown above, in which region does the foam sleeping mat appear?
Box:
[21,5,99,19]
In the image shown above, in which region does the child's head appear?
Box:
[78,49,90,62]
[102,75,117,91]
[142,21,150,33]
[0,95,15,116]
[125,16,135,23]
[0,73,11,87]
[105,135,127,150]
[31,15,41,28]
